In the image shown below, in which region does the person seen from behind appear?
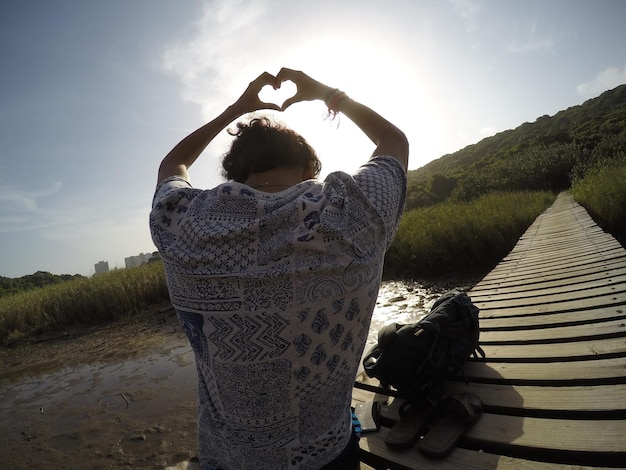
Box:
[150,68,409,469]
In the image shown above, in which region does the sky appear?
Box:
[1,0,626,278]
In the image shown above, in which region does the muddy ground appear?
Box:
[0,302,199,469]
[0,279,476,469]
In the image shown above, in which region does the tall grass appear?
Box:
[571,159,626,246]
[384,191,555,279]
[0,191,574,342]
[0,261,169,344]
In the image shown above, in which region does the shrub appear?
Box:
[0,261,169,343]
[384,191,555,278]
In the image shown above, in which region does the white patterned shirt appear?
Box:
[150,156,406,470]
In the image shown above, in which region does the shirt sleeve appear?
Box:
[351,155,407,246]
[149,176,197,251]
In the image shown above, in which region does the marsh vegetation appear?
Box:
[2,83,625,343]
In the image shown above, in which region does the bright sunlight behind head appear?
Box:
[269,38,441,180]
[5,0,626,277]
[164,12,443,188]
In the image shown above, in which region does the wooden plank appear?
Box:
[473,283,626,309]
[505,231,621,249]
[477,261,626,285]
[355,382,626,417]
[507,242,625,256]
[473,259,626,290]
[355,193,626,469]
[477,336,626,360]
[353,388,624,468]
[473,268,626,297]
[514,224,603,238]
[501,245,624,264]
[478,305,626,329]
[495,245,625,268]
[462,357,626,383]
[477,260,626,292]
[518,222,618,235]
[360,429,514,470]
[478,318,626,343]
[470,268,626,300]
[466,413,626,454]
[371,403,626,455]
[358,427,614,470]
[443,382,626,415]
[486,261,625,282]
[355,381,626,416]
[476,292,626,317]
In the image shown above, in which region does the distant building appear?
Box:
[124,252,157,268]
[94,260,109,275]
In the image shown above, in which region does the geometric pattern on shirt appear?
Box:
[149,156,407,470]
[199,360,296,469]
[297,360,354,439]
[353,157,407,246]
[290,291,364,396]
[295,275,345,305]
[166,274,243,313]
[214,359,291,422]
[206,311,291,362]
[179,216,257,273]
[242,275,293,311]
[290,366,354,466]
[259,203,298,264]
[319,195,369,241]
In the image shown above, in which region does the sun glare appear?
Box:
[265,37,442,174]
[191,31,443,188]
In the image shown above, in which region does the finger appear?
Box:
[259,100,282,112]
[257,71,276,81]
[281,96,298,111]
[275,67,298,85]
[251,72,277,91]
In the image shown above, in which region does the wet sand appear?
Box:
[0,280,474,469]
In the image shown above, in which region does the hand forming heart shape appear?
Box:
[258,80,297,110]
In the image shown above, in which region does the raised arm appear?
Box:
[157,72,281,184]
[275,68,409,171]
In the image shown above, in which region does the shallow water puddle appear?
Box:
[0,280,458,468]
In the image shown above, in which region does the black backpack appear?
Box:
[362,290,485,398]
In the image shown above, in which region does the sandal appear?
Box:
[418,392,483,458]
[384,396,438,448]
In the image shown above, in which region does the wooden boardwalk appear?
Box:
[353,192,626,469]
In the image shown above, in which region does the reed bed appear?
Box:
[8,187,623,343]
[384,191,555,278]
[0,261,169,343]
[571,159,626,245]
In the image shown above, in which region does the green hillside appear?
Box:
[3,84,625,289]
[0,271,85,298]
[406,83,626,208]
[379,82,626,279]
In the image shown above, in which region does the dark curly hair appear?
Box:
[222,117,322,183]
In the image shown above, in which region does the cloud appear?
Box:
[0,182,128,249]
[506,22,554,54]
[161,0,273,119]
[0,182,64,232]
[577,64,626,98]
[450,0,481,33]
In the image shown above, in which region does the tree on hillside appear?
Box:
[405,83,626,207]
[429,174,457,200]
